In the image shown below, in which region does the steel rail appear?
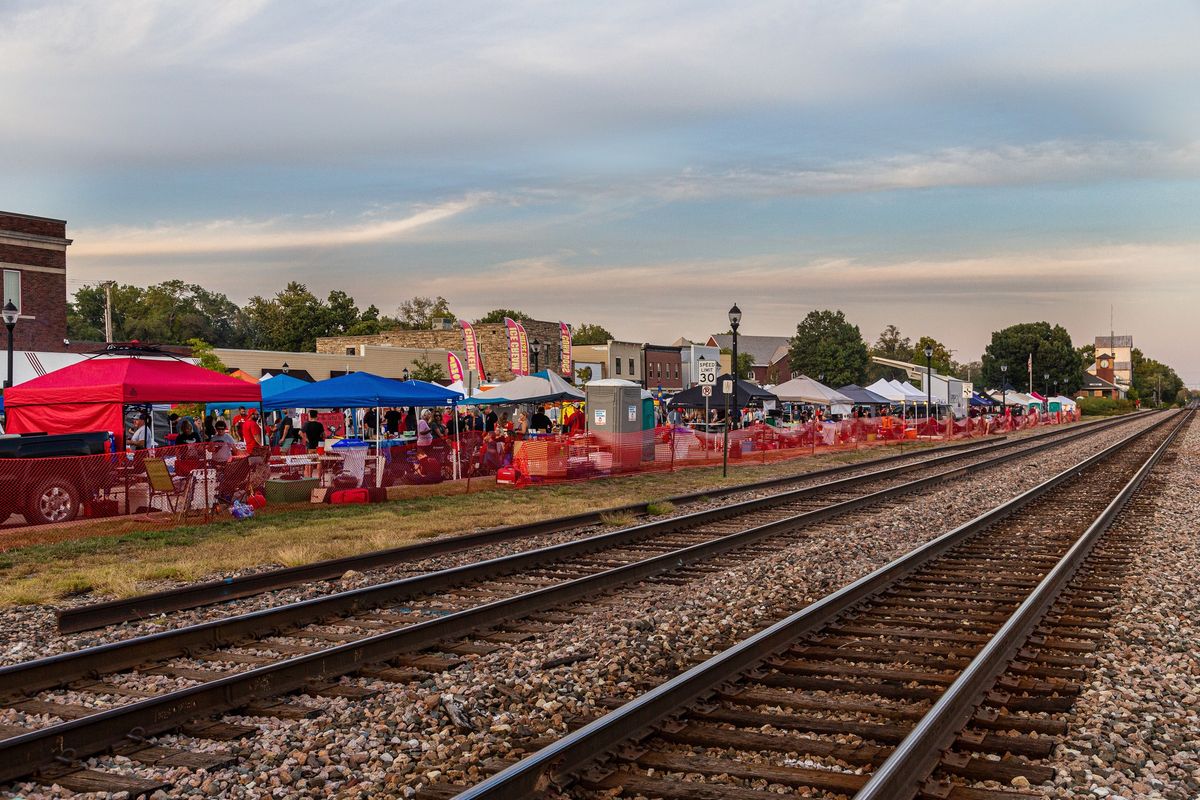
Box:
[855,407,1192,800]
[0,416,1155,783]
[451,410,1178,800]
[2,415,1131,699]
[57,431,1022,632]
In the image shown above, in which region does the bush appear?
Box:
[1076,396,1136,416]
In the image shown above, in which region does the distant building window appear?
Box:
[345,347,355,356]
[2,270,19,314]
[615,359,622,375]
[628,358,635,375]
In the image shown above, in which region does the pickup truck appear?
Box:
[0,432,114,525]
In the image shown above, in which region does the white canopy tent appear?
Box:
[770,375,853,406]
[865,379,905,403]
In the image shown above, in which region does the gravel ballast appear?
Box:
[0,414,1175,799]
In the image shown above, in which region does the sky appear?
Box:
[3,1,1199,383]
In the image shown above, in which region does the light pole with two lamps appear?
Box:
[2,300,17,390]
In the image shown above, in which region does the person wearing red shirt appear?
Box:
[242,410,263,452]
[231,407,248,441]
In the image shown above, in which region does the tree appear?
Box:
[242,282,383,352]
[787,310,869,387]
[394,296,455,330]
[67,281,247,347]
[572,323,612,345]
[980,322,1083,394]
[913,335,954,375]
[409,357,447,383]
[476,308,531,324]
[1076,343,1095,369]
[867,324,913,381]
[1130,348,1183,406]
[720,348,755,380]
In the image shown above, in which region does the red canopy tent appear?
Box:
[4,357,262,446]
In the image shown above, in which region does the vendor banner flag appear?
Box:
[559,321,572,377]
[447,352,464,384]
[516,322,530,375]
[504,317,524,376]
[459,320,484,378]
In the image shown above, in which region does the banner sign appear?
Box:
[559,321,572,377]
[317,411,345,439]
[447,352,464,384]
[504,317,524,376]
[516,322,530,375]
[459,320,484,379]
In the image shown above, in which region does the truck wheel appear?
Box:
[25,478,80,525]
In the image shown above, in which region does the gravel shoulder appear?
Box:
[1045,415,1200,800]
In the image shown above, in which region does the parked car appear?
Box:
[0,432,114,525]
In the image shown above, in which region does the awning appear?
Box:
[263,371,462,410]
[770,375,853,405]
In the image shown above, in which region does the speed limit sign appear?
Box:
[698,359,717,385]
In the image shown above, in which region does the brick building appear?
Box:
[316,319,567,382]
[642,344,683,391]
[1,212,72,353]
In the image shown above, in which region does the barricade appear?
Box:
[0,409,1081,537]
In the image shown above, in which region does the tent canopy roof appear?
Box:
[4,356,262,408]
[208,373,309,413]
[770,375,852,405]
[460,370,584,405]
[837,384,892,404]
[667,375,778,409]
[263,371,461,410]
[865,379,906,402]
[894,380,928,400]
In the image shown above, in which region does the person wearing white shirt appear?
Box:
[128,416,149,449]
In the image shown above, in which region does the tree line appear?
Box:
[67,282,613,352]
[780,311,1185,406]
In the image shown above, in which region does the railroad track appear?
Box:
[0,412,1158,795]
[59,425,1090,633]
[452,409,1189,800]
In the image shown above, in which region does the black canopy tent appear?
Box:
[837,384,893,405]
[667,374,778,409]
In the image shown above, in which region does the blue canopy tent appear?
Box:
[207,373,309,414]
[262,371,465,482]
[262,371,462,410]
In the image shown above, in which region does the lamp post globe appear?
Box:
[531,339,542,373]
[728,303,742,428]
[2,300,17,390]
[402,367,410,381]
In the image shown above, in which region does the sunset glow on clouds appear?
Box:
[3,0,1199,380]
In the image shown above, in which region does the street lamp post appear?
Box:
[282,362,290,375]
[728,303,741,429]
[402,367,410,381]
[1043,372,1049,398]
[1000,364,1008,416]
[2,301,17,390]
[531,339,542,374]
[924,344,933,425]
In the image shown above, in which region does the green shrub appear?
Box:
[1076,396,1136,416]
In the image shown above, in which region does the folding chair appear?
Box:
[144,458,196,518]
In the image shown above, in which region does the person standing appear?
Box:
[417,410,434,448]
[484,406,499,434]
[243,409,263,452]
[232,407,248,441]
[384,406,402,436]
[303,410,325,452]
[128,415,149,450]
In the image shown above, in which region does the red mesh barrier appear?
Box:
[0,409,1080,535]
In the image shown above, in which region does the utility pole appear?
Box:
[103,281,115,343]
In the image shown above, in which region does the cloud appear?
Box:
[70,196,484,257]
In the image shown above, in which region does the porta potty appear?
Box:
[585,379,646,473]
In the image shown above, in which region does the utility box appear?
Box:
[586,379,646,472]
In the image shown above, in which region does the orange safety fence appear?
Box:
[0,408,1080,535]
